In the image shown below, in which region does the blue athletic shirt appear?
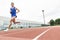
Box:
[10,7,16,17]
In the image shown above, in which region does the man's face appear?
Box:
[11,3,14,7]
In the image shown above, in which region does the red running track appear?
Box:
[0,26,60,40]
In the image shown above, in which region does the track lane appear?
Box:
[0,27,48,40]
[38,27,60,40]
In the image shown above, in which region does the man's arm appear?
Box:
[16,8,20,13]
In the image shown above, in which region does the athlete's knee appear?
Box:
[13,22,16,24]
[10,20,12,24]
[10,22,12,25]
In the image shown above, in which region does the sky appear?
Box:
[0,0,60,24]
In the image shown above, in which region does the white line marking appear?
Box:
[32,28,51,40]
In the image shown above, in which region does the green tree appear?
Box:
[55,18,60,25]
[50,19,55,26]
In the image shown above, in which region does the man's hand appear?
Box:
[10,12,12,14]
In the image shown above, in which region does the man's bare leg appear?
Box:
[15,22,20,24]
[8,19,12,29]
[13,18,20,24]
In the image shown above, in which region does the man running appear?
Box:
[4,2,20,31]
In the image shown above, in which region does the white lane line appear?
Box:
[32,28,52,40]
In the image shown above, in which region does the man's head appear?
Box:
[11,2,14,7]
